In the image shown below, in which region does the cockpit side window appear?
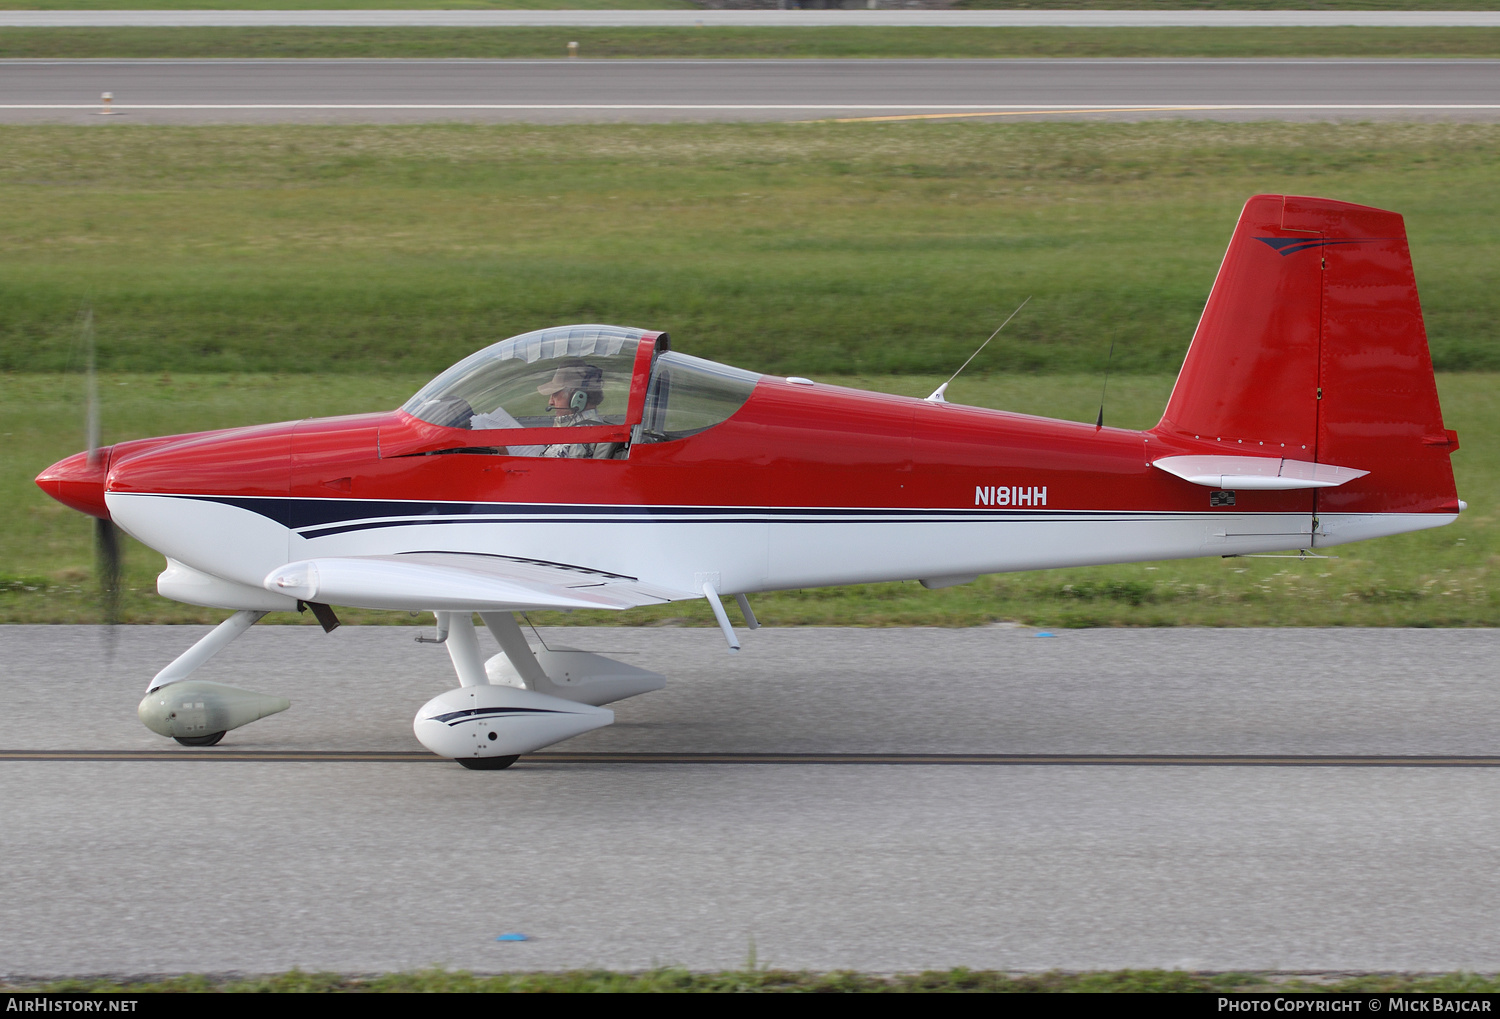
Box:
[404,326,643,431]
[636,352,760,444]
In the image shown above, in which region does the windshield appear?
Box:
[404,325,644,430]
[637,352,761,443]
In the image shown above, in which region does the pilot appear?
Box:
[536,361,615,458]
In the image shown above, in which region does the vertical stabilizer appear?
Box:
[1155,194,1458,516]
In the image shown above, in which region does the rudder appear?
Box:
[1155,194,1459,518]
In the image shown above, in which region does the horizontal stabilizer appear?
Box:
[264,552,684,613]
[1153,455,1368,491]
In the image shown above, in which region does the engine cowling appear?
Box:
[413,685,613,762]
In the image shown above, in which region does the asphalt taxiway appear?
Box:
[2,59,1497,123]
[5,11,1500,27]
[3,624,1500,976]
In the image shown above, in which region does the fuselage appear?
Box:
[39,370,1453,612]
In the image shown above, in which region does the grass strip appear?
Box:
[5,26,1500,59]
[0,0,699,7]
[6,0,1500,8]
[5,0,1500,8]
[17,967,1500,993]
[1,121,1497,379]
[2,0,696,7]
[5,372,1491,627]
[3,120,1492,626]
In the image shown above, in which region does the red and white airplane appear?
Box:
[36,194,1464,768]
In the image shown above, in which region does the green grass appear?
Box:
[6,26,1500,58]
[4,372,1491,627]
[1,122,1497,379]
[19,967,1500,993]
[2,120,1493,627]
[0,0,694,8]
[6,0,1500,8]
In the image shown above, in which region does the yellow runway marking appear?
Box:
[820,104,1500,123]
[827,105,1222,122]
[5,750,1500,767]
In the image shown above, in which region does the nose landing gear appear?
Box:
[174,731,227,747]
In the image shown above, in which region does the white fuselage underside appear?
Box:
[107,493,1456,611]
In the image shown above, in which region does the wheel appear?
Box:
[457,755,519,771]
[175,731,226,747]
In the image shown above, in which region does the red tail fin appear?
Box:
[1155,194,1458,515]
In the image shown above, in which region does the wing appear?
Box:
[263,551,690,612]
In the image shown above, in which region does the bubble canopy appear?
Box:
[404,325,645,431]
[402,325,762,448]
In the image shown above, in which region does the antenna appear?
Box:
[1095,334,1116,431]
[926,296,1031,404]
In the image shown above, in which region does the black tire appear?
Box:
[458,755,519,771]
[175,731,226,747]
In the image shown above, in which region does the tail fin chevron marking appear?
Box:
[1253,235,1398,257]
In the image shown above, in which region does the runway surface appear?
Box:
[6,11,1500,28]
[3,624,1500,975]
[2,58,1498,123]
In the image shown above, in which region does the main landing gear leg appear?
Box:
[436,610,489,688]
[478,610,561,695]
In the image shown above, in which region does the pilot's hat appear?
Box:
[537,363,604,396]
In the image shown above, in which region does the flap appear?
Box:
[1153,455,1368,491]
[264,551,689,613]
